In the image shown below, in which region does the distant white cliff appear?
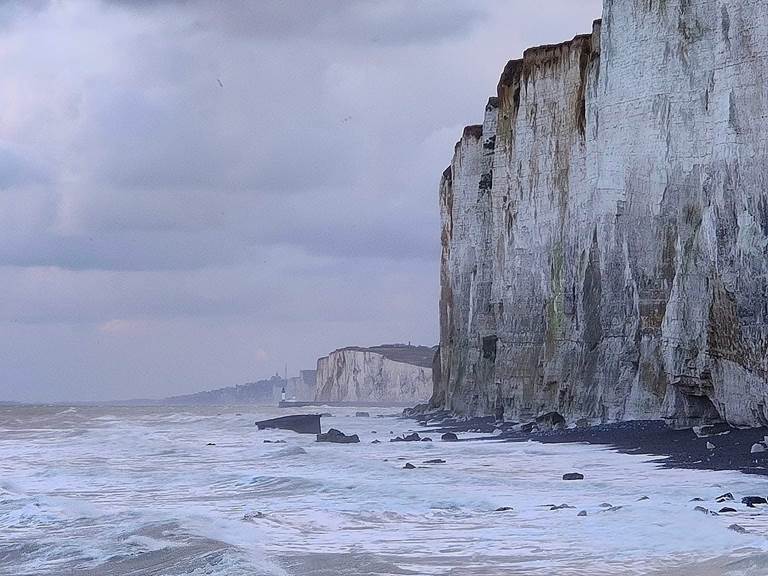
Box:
[314,345,435,404]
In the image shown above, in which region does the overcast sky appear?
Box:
[0,0,602,401]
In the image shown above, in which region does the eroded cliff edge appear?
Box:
[315,345,434,404]
[435,0,768,428]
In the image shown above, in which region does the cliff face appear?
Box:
[281,370,317,402]
[436,0,768,428]
[315,345,434,404]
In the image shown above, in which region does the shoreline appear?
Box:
[406,410,768,476]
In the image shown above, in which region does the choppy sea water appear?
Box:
[1,405,768,576]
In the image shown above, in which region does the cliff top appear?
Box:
[332,344,437,369]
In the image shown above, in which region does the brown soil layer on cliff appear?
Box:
[408,411,768,476]
[336,344,436,369]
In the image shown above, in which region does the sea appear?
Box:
[1,405,768,576]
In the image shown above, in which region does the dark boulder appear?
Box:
[729,524,748,533]
[562,473,584,481]
[316,428,360,444]
[391,432,421,442]
[550,504,575,510]
[371,439,381,444]
[441,432,459,442]
[495,506,513,512]
[424,459,446,464]
[577,510,587,517]
[355,412,371,418]
[719,507,737,513]
[403,462,416,469]
[536,411,566,431]
[421,437,433,442]
[256,414,320,435]
[402,404,429,418]
[742,496,767,507]
[716,492,734,503]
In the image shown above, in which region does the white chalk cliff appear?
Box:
[314,345,434,403]
[434,0,768,428]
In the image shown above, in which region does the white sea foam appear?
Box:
[0,405,767,575]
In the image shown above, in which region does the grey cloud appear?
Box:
[0,0,602,400]
[104,0,485,45]
[0,145,47,189]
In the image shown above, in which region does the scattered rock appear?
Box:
[750,443,766,454]
[371,439,381,444]
[693,423,731,437]
[242,511,264,521]
[206,442,216,446]
[421,437,433,442]
[575,418,591,428]
[706,441,715,450]
[729,524,748,534]
[690,497,704,502]
[577,510,588,517]
[355,412,370,418]
[263,439,286,444]
[495,506,513,512]
[392,432,421,442]
[606,506,623,512]
[441,432,459,442]
[562,472,584,481]
[598,503,613,508]
[694,506,710,514]
[403,463,416,470]
[424,459,446,464]
[716,492,734,503]
[316,428,360,444]
[637,496,650,501]
[718,507,737,513]
[550,504,575,510]
[741,496,767,507]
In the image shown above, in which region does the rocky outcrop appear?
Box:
[314,345,434,404]
[316,428,360,444]
[255,414,321,435]
[435,0,768,428]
